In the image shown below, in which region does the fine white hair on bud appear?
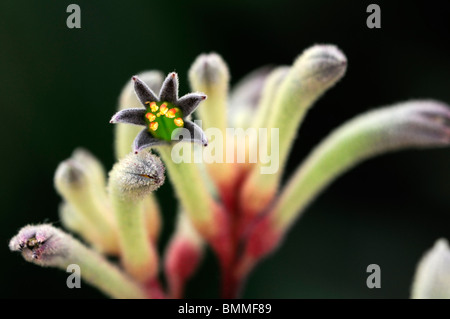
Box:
[188,52,229,133]
[298,44,347,86]
[272,100,450,232]
[109,151,165,199]
[189,52,229,87]
[9,224,71,267]
[54,159,87,191]
[9,224,147,298]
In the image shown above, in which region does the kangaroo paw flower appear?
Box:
[111,73,208,152]
[11,46,450,300]
[115,70,165,159]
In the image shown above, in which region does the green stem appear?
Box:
[110,186,158,282]
[70,240,147,298]
[157,145,214,237]
[248,45,347,196]
[251,66,290,130]
[59,185,119,254]
[273,101,450,231]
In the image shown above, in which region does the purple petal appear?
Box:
[173,120,208,146]
[110,108,147,126]
[176,93,207,117]
[133,129,169,153]
[132,76,159,105]
[159,72,179,103]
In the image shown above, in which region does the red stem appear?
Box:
[215,167,255,299]
[220,264,244,299]
[145,278,166,299]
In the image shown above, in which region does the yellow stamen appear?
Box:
[149,122,159,131]
[166,108,177,118]
[145,112,156,122]
[150,102,158,112]
[160,103,168,115]
[174,118,184,127]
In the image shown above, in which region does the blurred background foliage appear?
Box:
[0,0,449,298]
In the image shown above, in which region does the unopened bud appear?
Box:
[55,154,119,255]
[294,44,347,91]
[54,159,87,192]
[9,224,146,298]
[109,151,165,199]
[108,151,163,282]
[241,45,347,219]
[9,224,71,267]
[272,100,450,233]
[189,53,229,131]
[189,53,229,89]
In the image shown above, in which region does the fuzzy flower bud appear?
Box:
[109,151,165,200]
[266,44,347,169]
[295,45,347,90]
[241,44,347,219]
[9,224,146,298]
[55,153,119,254]
[189,53,229,90]
[108,151,165,282]
[273,100,450,232]
[9,224,71,267]
[189,53,229,132]
[54,159,86,191]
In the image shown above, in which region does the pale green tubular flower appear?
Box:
[108,151,165,284]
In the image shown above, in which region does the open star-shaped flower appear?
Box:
[110,72,208,153]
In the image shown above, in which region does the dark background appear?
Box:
[1,0,449,298]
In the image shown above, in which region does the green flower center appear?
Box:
[144,101,184,142]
